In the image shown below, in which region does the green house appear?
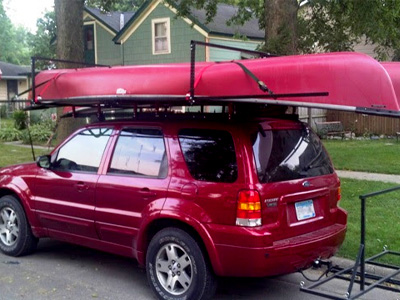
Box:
[84,0,264,66]
[83,7,135,65]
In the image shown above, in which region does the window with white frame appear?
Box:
[152,18,170,55]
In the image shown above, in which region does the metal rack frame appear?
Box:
[301,186,400,299]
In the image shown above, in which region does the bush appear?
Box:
[0,105,7,118]
[13,110,27,130]
[0,127,23,142]
[22,122,54,144]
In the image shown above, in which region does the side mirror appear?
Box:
[37,155,51,169]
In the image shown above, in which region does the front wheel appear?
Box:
[0,195,38,256]
[146,228,216,300]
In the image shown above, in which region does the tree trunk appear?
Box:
[264,0,298,55]
[54,0,85,143]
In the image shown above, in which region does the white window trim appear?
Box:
[151,18,171,55]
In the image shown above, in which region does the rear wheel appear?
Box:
[0,195,38,256]
[146,227,216,300]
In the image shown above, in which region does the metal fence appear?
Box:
[0,99,28,118]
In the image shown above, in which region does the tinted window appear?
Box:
[253,126,334,183]
[109,128,167,178]
[179,129,237,183]
[54,128,112,173]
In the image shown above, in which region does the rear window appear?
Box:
[252,125,334,183]
[178,129,238,183]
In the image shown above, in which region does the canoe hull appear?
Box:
[32,52,400,114]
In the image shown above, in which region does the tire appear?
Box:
[146,227,217,300]
[0,195,38,256]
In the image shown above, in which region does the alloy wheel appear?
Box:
[155,242,193,295]
[0,207,19,247]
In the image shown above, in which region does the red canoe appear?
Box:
[31,52,400,117]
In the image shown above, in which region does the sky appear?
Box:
[4,0,54,33]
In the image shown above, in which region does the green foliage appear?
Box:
[28,11,56,67]
[0,105,7,118]
[0,0,31,64]
[22,122,54,144]
[0,127,23,142]
[301,0,400,59]
[165,0,400,58]
[12,110,27,130]
[85,0,144,11]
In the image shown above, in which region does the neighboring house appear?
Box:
[84,0,264,66]
[0,61,30,101]
[83,7,135,65]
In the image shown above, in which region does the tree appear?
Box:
[28,11,57,65]
[166,0,400,59]
[54,0,86,142]
[0,0,30,64]
[301,0,400,60]
[85,0,144,11]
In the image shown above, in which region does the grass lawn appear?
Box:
[323,139,400,174]
[338,178,400,263]
[0,143,50,167]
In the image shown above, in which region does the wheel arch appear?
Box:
[138,217,223,275]
[0,187,43,236]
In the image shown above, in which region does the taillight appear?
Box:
[236,190,262,227]
[337,186,342,201]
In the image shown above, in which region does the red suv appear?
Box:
[0,116,346,299]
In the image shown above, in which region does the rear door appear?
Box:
[250,121,340,239]
[95,127,170,247]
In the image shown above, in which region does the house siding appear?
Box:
[17,79,28,100]
[0,79,28,101]
[95,24,123,65]
[0,81,7,100]
[122,3,206,65]
[208,38,261,61]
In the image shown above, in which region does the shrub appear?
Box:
[22,123,54,144]
[0,105,7,118]
[13,110,27,130]
[0,127,23,142]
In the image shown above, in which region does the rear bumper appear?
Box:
[205,210,347,277]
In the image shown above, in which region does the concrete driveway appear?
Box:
[0,239,398,300]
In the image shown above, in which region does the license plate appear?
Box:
[295,200,315,221]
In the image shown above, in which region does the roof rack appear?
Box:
[23,41,400,119]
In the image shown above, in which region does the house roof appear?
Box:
[114,0,264,43]
[0,61,30,79]
[85,7,135,33]
[191,3,264,39]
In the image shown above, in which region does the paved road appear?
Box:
[0,239,398,300]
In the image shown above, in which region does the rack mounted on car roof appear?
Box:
[21,40,400,119]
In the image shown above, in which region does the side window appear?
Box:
[109,128,167,178]
[178,129,238,183]
[54,128,112,173]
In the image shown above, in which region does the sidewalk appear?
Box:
[3,140,53,150]
[336,170,400,184]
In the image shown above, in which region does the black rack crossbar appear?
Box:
[189,40,275,101]
[301,185,400,299]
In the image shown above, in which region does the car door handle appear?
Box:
[76,182,89,192]
[139,188,157,197]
